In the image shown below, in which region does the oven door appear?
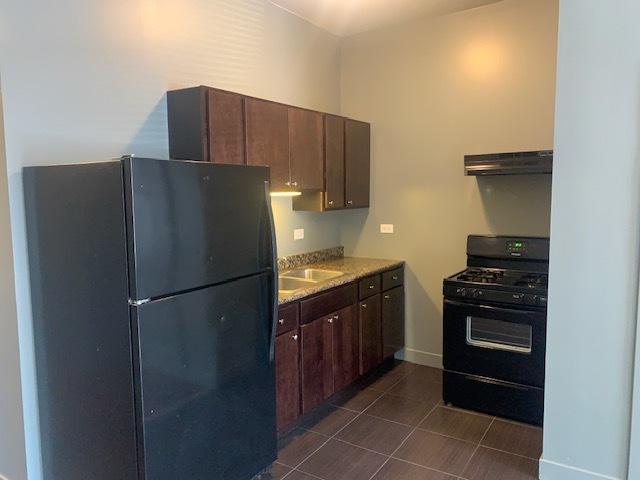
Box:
[443,299,546,387]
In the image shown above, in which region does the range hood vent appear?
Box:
[464,150,553,176]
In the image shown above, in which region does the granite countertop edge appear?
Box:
[278,256,405,305]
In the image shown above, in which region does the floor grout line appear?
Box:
[287,363,414,480]
[458,416,496,479]
[365,400,442,480]
[479,445,542,461]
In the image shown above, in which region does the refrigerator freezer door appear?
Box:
[124,157,271,300]
[132,273,276,480]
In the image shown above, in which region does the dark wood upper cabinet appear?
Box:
[359,293,382,375]
[332,305,359,392]
[288,108,324,190]
[382,286,405,360]
[244,98,290,190]
[207,89,245,165]
[345,119,371,209]
[301,315,334,413]
[275,329,301,431]
[167,86,245,164]
[324,115,345,209]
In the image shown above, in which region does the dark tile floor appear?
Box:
[259,361,542,480]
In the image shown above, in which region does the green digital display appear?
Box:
[514,242,523,248]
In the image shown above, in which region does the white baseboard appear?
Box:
[539,459,622,480]
[396,348,442,369]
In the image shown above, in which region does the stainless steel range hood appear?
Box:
[464,150,553,176]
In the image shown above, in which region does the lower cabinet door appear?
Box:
[382,286,405,359]
[276,329,301,431]
[359,294,382,375]
[332,305,359,391]
[301,316,334,412]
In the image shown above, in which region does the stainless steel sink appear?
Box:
[281,268,345,282]
[278,276,317,294]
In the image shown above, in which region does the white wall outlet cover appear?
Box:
[294,228,305,240]
[380,224,394,234]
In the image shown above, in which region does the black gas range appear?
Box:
[442,235,549,425]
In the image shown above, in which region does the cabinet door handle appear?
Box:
[368,284,375,289]
[361,303,367,309]
[292,334,298,341]
[292,181,298,187]
[328,200,334,206]
[285,181,291,186]
[328,318,334,323]
[384,295,390,299]
[278,318,285,325]
[333,314,339,320]
[392,275,398,280]
[347,200,353,205]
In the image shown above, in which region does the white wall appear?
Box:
[0,84,28,480]
[0,1,343,478]
[541,1,640,479]
[338,0,558,367]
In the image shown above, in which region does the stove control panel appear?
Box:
[506,240,527,256]
[444,285,547,308]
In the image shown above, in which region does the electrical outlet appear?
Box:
[294,228,305,240]
[380,224,394,234]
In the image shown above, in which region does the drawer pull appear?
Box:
[278,318,285,325]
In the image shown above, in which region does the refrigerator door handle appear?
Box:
[265,180,279,362]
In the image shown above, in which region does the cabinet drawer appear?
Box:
[277,303,299,335]
[300,284,358,324]
[382,267,404,291]
[359,275,381,300]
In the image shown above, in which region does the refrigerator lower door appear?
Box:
[132,273,276,480]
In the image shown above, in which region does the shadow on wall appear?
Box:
[125,95,170,159]
[476,175,553,236]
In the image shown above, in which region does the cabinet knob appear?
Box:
[384,295,390,299]
[278,318,284,325]
[292,181,298,187]
[333,314,339,320]
[368,284,374,289]
[292,334,298,341]
[328,200,334,206]
[347,200,353,205]
[361,303,367,309]
[285,181,291,186]
[328,318,334,323]
[392,275,398,280]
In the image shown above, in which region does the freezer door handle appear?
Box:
[265,180,279,362]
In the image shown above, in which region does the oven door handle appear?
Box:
[444,299,542,317]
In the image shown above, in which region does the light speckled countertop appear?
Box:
[278,256,404,305]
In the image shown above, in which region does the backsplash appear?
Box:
[277,246,344,272]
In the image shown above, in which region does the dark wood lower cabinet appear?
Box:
[301,316,334,413]
[359,294,382,375]
[275,329,301,431]
[382,286,405,359]
[332,305,359,392]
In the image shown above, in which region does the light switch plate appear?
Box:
[294,228,305,240]
[380,224,394,234]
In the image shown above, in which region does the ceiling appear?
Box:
[269,0,504,36]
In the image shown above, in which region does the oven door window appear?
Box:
[466,316,532,354]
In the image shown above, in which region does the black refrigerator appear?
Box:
[24,156,278,480]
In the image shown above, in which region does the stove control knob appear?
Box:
[524,294,536,305]
[472,289,483,298]
[538,296,548,306]
[455,287,467,297]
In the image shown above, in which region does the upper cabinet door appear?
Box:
[245,98,290,190]
[345,119,371,208]
[324,115,345,209]
[207,89,245,165]
[288,108,324,191]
